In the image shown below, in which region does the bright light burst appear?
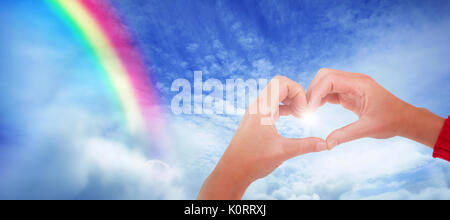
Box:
[300,109,319,127]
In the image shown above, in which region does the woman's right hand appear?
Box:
[306,68,445,149]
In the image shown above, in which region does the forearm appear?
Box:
[197,171,250,200]
[197,154,252,200]
[400,105,445,148]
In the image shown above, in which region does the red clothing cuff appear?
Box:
[433,116,450,162]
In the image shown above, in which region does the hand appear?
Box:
[197,76,326,200]
[306,68,445,149]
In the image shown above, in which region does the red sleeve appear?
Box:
[433,116,450,162]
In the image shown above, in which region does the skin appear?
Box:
[306,68,445,149]
[198,69,446,200]
[197,76,327,200]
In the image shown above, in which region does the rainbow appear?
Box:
[47,0,167,156]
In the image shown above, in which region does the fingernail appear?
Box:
[327,140,339,150]
[316,142,327,152]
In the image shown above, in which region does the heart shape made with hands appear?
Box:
[262,67,412,152]
[275,101,336,150]
[270,67,412,152]
[276,103,345,151]
[269,73,370,151]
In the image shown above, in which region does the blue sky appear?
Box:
[0,0,450,199]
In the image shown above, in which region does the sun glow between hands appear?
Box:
[300,110,319,127]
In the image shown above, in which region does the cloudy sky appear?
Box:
[0,0,449,199]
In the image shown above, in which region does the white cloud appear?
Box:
[361,187,450,200]
[239,7,450,200]
[186,43,199,52]
[0,99,187,199]
[3,0,450,200]
[170,12,450,198]
[0,38,188,199]
[252,58,274,76]
[83,138,185,199]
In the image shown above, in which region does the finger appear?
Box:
[281,137,327,160]
[306,68,349,98]
[279,105,293,116]
[276,105,296,121]
[321,94,340,105]
[326,120,368,150]
[306,70,354,111]
[279,81,307,118]
[258,76,307,118]
[306,68,336,102]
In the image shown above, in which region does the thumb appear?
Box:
[326,120,368,150]
[281,137,326,160]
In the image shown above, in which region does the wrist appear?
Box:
[399,105,445,148]
[214,163,252,197]
[197,150,253,200]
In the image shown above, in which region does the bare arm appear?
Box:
[198,76,326,200]
[306,68,445,149]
